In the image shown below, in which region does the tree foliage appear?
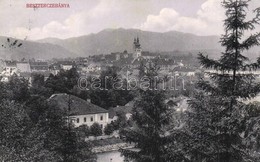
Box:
[120,62,175,162]
[104,123,115,135]
[90,122,103,137]
[181,1,260,162]
[88,66,135,109]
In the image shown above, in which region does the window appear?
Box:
[90,117,93,122]
[100,115,103,121]
[84,117,86,122]
[77,118,80,123]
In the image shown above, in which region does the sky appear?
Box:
[0,0,259,40]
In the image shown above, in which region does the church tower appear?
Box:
[133,36,142,58]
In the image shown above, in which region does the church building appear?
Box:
[133,37,142,58]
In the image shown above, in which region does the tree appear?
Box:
[182,0,260,162]
[90,123,103,137]
[29,75,52,98]
[45,68,79,94]
[120,62,175,162]
[104,123,115,135]
[76,124,91,138]
[89,66,135,109]
[112,110,128,130]
[38,102,96,162]
[0,100,55,161]
[244,102,260,158]
[0,81,8,101]
[7,74,30,103]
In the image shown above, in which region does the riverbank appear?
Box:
[91,137,134,153]
[93,142,134,153]
[97,150,125,162]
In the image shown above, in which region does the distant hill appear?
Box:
[0,28,259,60]
[38,28,224,56]
[0,36,77,60]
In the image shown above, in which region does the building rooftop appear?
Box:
[49,93,108,116]
[5,61,17,67]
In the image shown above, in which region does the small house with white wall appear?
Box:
[49,93,109,129]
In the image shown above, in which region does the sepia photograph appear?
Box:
[0,0,260,161]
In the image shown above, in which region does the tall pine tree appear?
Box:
[120,61,176,162]
[182,0,260,162]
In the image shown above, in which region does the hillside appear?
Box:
[0,36,77,60]
[38,28,223,56]
[1,28,259,60]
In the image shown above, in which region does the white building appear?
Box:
[17,62,31,73]
[0,61,17,82]
[85,63,101,73]
[2,61,17,76]
[49,93,109,129]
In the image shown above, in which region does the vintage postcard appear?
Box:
[0,0,260,162]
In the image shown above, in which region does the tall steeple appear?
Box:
[133,36,142,58]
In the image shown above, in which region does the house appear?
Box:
[0,61,17,82]
[48,93,109,129]
[85,63,102,73]
[60,61,75,70]
[30,61,49,72]
[2,61,17,76]
[142,51,156,60]
[172,66,195,76]
[17,62,31,73]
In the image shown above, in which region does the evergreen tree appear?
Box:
[120,62,174,162]
[182,0,260,162]
[244,102,260,158]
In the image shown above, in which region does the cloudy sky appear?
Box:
[0,0,259,40]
